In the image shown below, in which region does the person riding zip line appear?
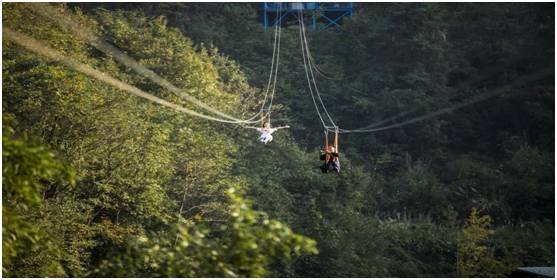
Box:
[249,120,290,144]
[320,145,340,173]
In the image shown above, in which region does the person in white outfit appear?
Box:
[251,121,290,144]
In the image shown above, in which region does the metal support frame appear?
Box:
[264,8,268,32]
[262,2,353,31]
[320,11,351,30]
[318,2,353,30]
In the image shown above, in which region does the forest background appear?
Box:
[2,2,554,277]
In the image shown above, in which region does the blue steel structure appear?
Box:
[262,2,354,31]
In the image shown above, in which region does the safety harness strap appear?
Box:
[324,130,330,163]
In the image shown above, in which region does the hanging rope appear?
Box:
[338,68,552,133]
[243,3,282,123]
[334,127,339,150]
[27,3,266,124]
[299,12,337,128]
[297,12,332,129]
[296,10,551,135]
[21,4,548,136]
[306,43,345,81]
[324,129,330,163]
[3,27,261,124]
[261,4,283,122]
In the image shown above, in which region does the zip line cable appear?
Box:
[296,12,551,135]
[297,13,332,129]
[345,89,473,131]
[15,5,552,135]
[302,26,417,129]
[349,92,450,130]
[300,13,337,127]
[306,46,345,81]
[243,4,282,123]
[353,109,416,130]
[338,69,553,133]
[261,5,283,122]
[243,12,279,121]
[299,21,542,132]
[27,3,267,124]
[338,68,552,133]
[3,28,258,124]
[298,12,337,129]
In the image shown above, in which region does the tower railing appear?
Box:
[262,2,354,31]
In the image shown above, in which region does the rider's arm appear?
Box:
[275,125,290,130]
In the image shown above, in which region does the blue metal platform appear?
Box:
[261,2,354,31]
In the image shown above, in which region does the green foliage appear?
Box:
[2,114,76,276]
[153,3,552,276]
[457,208,513,277]
[493,222,554,267]
[96,188,317,277]
[380,220,458,277]
[386,163,456,222]
[3,3,317,277]
[3,2,554,278]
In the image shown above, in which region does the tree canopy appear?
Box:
[2,3,554,277]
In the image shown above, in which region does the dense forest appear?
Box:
[2,3,554,277]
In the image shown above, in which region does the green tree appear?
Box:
[2,114,76,276]
[457,208,513,277]
[3,2,554,277]
[3,3,318,277]
[96,187,317,277]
